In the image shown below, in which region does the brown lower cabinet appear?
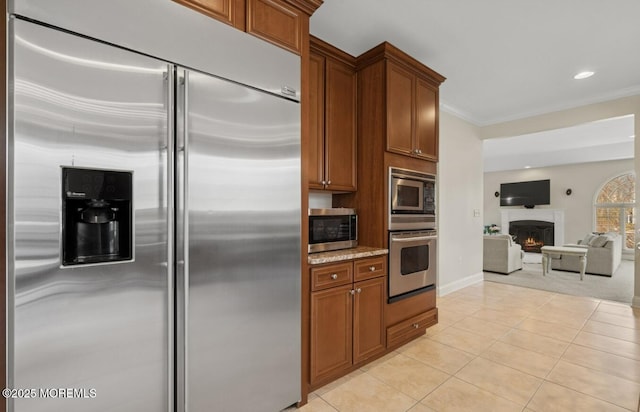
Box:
[310,256,386,386]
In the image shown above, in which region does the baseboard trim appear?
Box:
[438,272,484,297]
[632,296,640,308]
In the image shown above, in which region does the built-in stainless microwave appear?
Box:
[308,208,357,253]
[389,167,436,231]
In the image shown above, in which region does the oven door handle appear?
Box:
[391,235,437,243]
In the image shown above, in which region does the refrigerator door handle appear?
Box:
[175,68,189,412]
[165,65,176,412]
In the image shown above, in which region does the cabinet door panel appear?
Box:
[310,285,353,384]
[325,58,357,191]
[247,0,302,54]
[353,277,385,363]
[386,63,414,156]
[415,78,438,160]
[308,52,325,189]
[174,0,245,29]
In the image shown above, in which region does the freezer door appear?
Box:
[176,68,301,412]
[8,19,172,411]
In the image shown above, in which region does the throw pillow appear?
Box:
[589,235,610,248]
[581,233,596,245]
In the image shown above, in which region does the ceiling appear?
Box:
[483,115,635,172]
[309,0,640,127]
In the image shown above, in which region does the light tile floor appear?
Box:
[297,281,640,412]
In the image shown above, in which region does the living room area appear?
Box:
[481,115,636,305]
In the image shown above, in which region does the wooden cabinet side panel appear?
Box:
[415,78,438,161]
[336,62,387,248]
[173,0,245,29]
[353,277,386,363]
[324,58,357,191]
[247,0,302,54]
[308,52,325,189]
[386,62,414,156]
[310,285,353,385]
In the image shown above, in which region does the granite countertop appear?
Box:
[308,246,389,265]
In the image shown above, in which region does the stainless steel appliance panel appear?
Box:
[9,20,171,411]
[178,68,301,411]
[388,231,437,299]
[12,0,301,101]
[388,167,436,231]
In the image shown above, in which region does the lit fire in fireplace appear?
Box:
[524,237,544,248]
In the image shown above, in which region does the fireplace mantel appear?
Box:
[500,209,564,246]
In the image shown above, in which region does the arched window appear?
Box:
[594,172,635,250]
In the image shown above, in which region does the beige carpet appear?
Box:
[483,260,635,304]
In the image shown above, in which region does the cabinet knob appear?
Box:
[321,180,326,185]
[327,180,331,185]
[349,289,355,295]
[412,323,420,329]
[369,266,376,272]
[330,274,338,280]
[417,149,423,154]
[356,288,362,294]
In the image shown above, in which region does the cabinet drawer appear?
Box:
[311,262,353,291]
[354,256,386,282]
[386,308,437,349]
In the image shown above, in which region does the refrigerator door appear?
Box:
[8,19,172,411]
[176,68,301,412]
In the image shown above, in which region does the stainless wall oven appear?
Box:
[389,167,436,231]
[388,230,437,303]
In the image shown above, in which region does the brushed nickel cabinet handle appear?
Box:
[369,266,376,272]
[349,289,355,295]
[356,288,362,293]
[330,274,338,280]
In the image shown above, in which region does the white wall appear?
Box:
[483,159,634,246]
[437,111,485,295]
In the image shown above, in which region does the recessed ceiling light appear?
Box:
[524,165,532,169]
[574,71,595,80]
[631,135,636,139]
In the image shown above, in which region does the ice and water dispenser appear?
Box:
[62,167,133,266]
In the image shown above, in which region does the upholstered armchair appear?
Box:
[483,234,524,274]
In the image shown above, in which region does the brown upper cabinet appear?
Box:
[174,0,323,54]
[173,0,246,30]
[358,42,445,161]
[308,36,357,192]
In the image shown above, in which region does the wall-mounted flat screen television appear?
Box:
[500,179,550,207]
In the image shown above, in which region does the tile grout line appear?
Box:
[531,299,639,411]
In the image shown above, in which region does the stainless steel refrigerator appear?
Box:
[7,16,301,412]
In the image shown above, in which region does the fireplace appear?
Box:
[501,209,564,247]
[509,220,554,253]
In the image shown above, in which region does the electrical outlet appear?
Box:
[473,209,480,217]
